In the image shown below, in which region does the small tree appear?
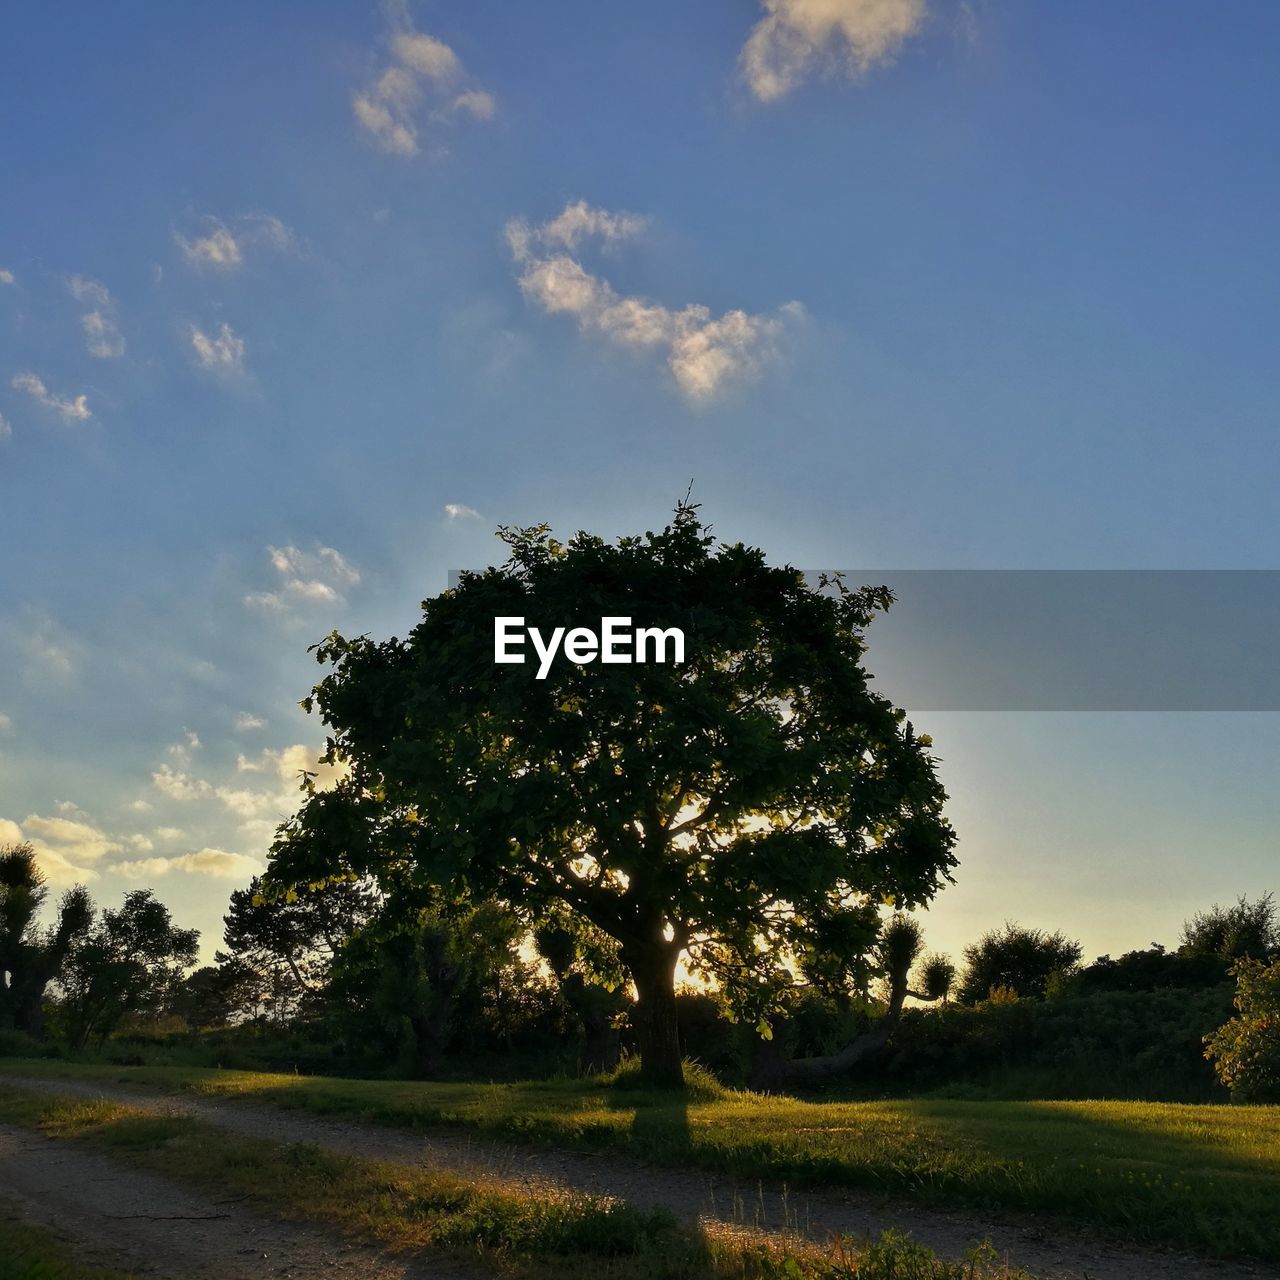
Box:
[0,843,93,1039]
[957,922,1082,1004]
[917,952,957,1003]
[1204,957,1280,1102]
[222,875,376,1022]
[326,892,525,1077]
[57,890,199,1049]
[270,504,956,1087]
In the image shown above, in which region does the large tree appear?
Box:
[0,843,92,1039]
[269,504,956,1087]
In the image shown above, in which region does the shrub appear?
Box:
[877,985,1234,1100]
[1204,957,1280,1102]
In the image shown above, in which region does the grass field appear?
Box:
[0,1087,1023,1280]
[3,1059,1279,1262]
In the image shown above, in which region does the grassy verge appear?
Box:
[4,1058,1279,1261]
[0,1203,134,1280]
[0,1087,1020,1280]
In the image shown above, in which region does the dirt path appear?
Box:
[8,1075,1276,1280]
[0,1120,466,1280]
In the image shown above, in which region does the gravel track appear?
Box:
[0,1120,463,1279]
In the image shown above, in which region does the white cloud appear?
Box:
[176,213,296,270]
[353,12,495,156]
[166,730,201,765]
[235,712,267,732]
[67,276,125,358]
[0,712,10,734]
[127,798,153,814]
[190,322,246,373]
[153,826,185,842]
[22,814,120,862]
[152,762,279,820]
[244,544,360,612]
[444,502,480,520]
[4,810,137,885]
[507,202,803,402]
[740,0,928,102]
[112,848,262,880]
[0,268,14,285]
[11,373,91,421]
[271,743,346,792]
[0,413,10,441]
[151,766,214,802]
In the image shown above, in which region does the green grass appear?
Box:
[0,1087,1021,1280]
[0,1204,135,1280]
[5,1058,1280,1261]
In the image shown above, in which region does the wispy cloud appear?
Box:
[244,545,360,612]
[175,213,296,270]
[740,0,928,103]
[190,322,246,374]
[0,712,11,734]
[10,373,91,421]
[353,9,495,156]
[67,276,125,358]
[0,413,10,441]
[2,607,80,681]
[235,711,267,732]
[0,268,14,285]
[444,502,480,520]
[507,201,803,402]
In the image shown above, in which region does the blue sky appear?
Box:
[2,1,1278,965]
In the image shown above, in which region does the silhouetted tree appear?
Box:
[325,892,526,1077]
[917,952,957,1003]
[0,843,92,1039]
[957,922,1082,1004]
[169,958,263,1030]
[222,875,377,1021]
[269,504,956,1087]
[1180,894,1278,965]
[56,890,199,1049]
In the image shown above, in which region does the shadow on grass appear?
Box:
[896,1097,1280,1260]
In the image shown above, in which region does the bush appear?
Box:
[875,985,1234,1100]
[1074,944,1228,994]
[1204,957,1280,1102]
[0,1028,62,1060]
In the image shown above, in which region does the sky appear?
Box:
[2,1,1279,967]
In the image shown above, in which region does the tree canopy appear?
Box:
[269,503,957,1085]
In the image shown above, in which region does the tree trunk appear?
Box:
[776,977,915,1087]
[627,944,683,1089]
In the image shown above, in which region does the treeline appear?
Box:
[4,834,1277,1102]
